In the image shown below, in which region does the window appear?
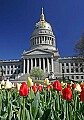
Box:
[37,37,39,44]
[80,68,83,72]
[11,70,13,74]
[72,75,74,79]
[18,65,20,68]
[80,63,82,67]
[76,68,79,73]
[75,63,78,66]
[71,68,74,73]
[7,71,9,74]
[81,76,83,79]
[35,38,36,44]
[76,76,79,79]
[66,69,69,73]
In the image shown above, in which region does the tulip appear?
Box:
[61,81,65,86]
[80,87,84,102]
[46,84,53,91]
[27,77,33,87]
[44,78,51,86]
[62,88,72,100]
[38,85,43,92]
[32,85,37,94]
[80,83,84,90]
[12,83,15,88]
[16,83,22,91]
[74,84,81,92]
[72,83,76,89]
[53,80,62,91]
[1,80,5,86]
[67,83,70,88]
[19,82,29,96]
[19,82,29,120]
[5,80,12,89]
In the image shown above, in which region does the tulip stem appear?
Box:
[7,90,11,120]
[23,97,25,120]
[57,91,59,111]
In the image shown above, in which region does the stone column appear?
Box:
[13,65,15,73]
[27,59,29,74]
[64,63,66,73]
[39,37,40,44]
[51,57,54,73]
[35,58,36,67]
[60,63,62,74]
[6,65,7,75]
[9,66,11,75]
[23,59,25,74]
[47,58,49,73]
[69,63,71,73]
[43,58,45,72]
[31,59,33,70]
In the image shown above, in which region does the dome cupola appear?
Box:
[30,8,57,51]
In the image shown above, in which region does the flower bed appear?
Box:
[0,78,84,120]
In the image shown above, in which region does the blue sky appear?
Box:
[0,0,84,60]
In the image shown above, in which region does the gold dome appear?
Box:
[34,8,52,31]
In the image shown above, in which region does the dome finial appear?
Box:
[40,8,45,21]
[42,8,43,14]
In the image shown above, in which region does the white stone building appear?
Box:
[0,9,84,81]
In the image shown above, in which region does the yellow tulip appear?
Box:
[61,81,66,86]
[44,78,51,86]
[27,77,33,87]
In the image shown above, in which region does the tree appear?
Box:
[75,32,84,56]
[30,67,45,79]
[74,33,84,71]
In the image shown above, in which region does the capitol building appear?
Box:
[0,9,84,81]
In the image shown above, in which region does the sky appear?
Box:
[0,0,84,60]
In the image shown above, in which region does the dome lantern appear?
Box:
[40,8,45,21]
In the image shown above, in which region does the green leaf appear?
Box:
[28,88,35,100]
[31,96,39,119]
[25,109,30,120]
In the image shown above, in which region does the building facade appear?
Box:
[0,9,84,81]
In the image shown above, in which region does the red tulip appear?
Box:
[46,85,53,91]
[80,87,84,102]
[62,88,72,100]
[80,84,84,90]
[67,83,70,88]
[19,82,29,96]
[72,83,76,89]
[38,85,43,92]
[53,80,62,91]
[32,85,37,94]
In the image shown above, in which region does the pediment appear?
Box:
[23,49,53,56]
